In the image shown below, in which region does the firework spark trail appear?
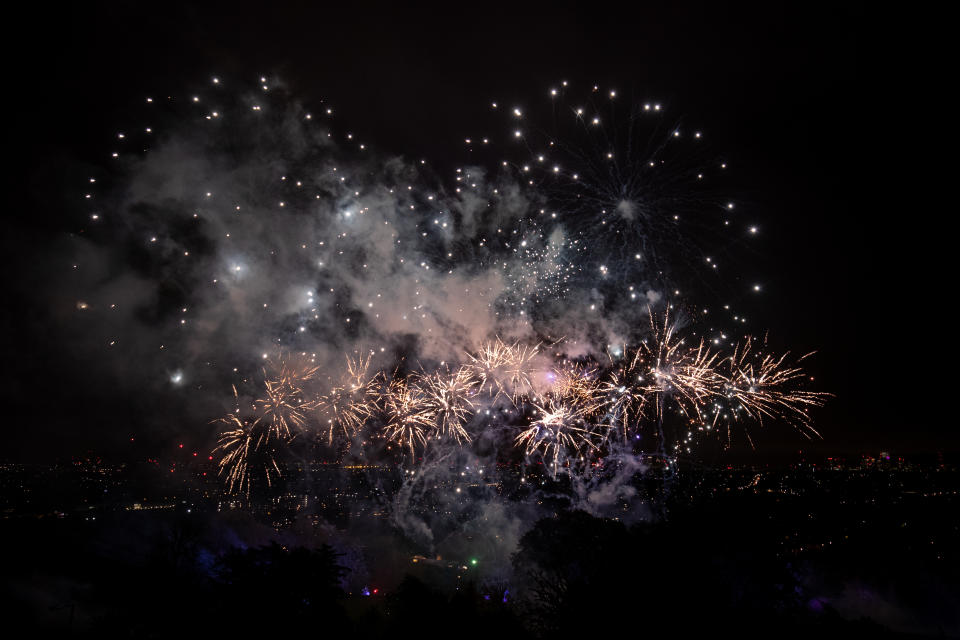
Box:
[535,363,606,463]
[214,415,251,495]
[504,342,542,401]
[638,310,719,423]
[516,396,601,475]
[383,378,434,459]
[213,386,282,497]
[546,362,607,446]
[465,338,540,403]
[717,336,831,442]
[317,353,382,445]
[255,352,320,442]
[550,363,602,409]
[213,325,828,492]
[262,352,321,388]
[419,366,478,444]
[600,346,649,443]
[673,339,725,412]
[256,377,316,442]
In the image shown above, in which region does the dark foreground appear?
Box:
[2,461,958,638]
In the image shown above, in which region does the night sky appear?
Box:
[3,1,914,462]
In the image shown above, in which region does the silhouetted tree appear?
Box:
[512,510,638,635]
[213,542,348,632]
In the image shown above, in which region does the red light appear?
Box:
[192,452,197,456]
[178,444,184,448]
[373,588,378,594]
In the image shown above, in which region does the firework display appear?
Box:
[212,321,826,487]
[317,354,381,445]
[419,366,479,444]
[382,378,433,458]
[465,339,540,404]
[212,386,282,496]
[70,76,829,494]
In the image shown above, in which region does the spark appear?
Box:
[600,346,649,442]
[255,352,320,442]
[516,396,600,475]
[317,353,381,445]
[212,386,283,497]
[715,336,832,444]
[465,338,540,403]
[419,366,478,444]
[382,378,433,458]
